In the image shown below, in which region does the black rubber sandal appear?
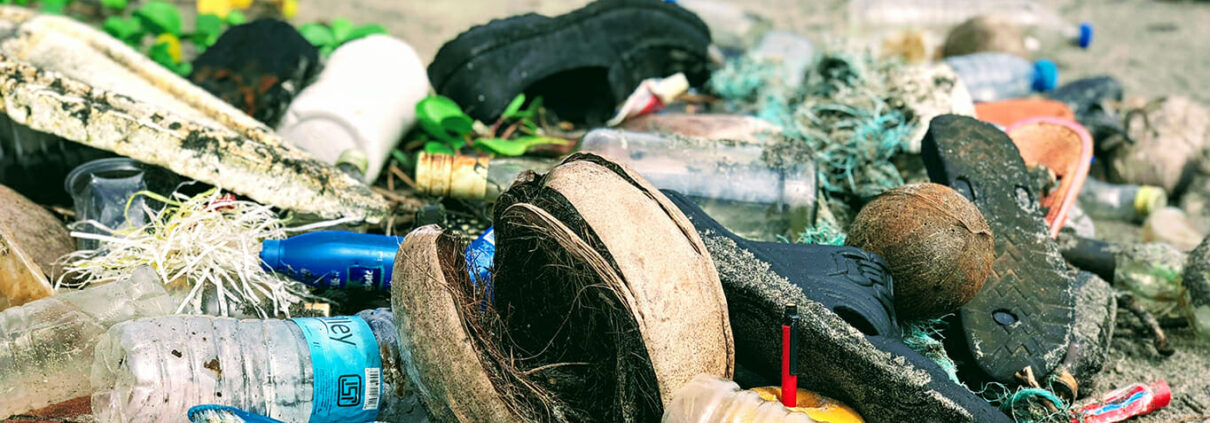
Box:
[663,189,1011,423]
[427,0,711,125]
[921,114,1077,384]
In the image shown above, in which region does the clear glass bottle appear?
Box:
[0,267,174,418]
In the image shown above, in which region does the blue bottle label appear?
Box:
[291,316,382,423]
[346,265,385,290]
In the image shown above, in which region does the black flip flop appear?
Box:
[663,189,1011,423]
[922,114,1077,384]
[428,0,711,125]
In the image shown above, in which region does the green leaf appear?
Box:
[474,136,569,157]
[391,149,411,167]
[103,16,143,42]
[416,96,473,142]
[225,10,246,25]
[298,23,335,48]
[423,142,454,155]
[40,0,69,14]
[342,24,386,44]
[501,94,525,119]
[99,0,126,10]
[193,14,223,47]
[134,0,182,36]
[329,18,353,44]
[148,40,176,67]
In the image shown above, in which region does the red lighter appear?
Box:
[781,303,799,407]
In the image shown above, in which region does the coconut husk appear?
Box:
[942,16,1028,58]
[391,153,733,422]
[0,184,69,310]
[0,7,386,223]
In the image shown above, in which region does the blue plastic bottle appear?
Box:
[260,231,405,290]
[944,52,1059,102]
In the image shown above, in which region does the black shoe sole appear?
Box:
[663,189,1011,423]
[922,114,1076,384]
[428,0,711,123]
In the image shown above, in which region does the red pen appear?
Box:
[781,303,799,407]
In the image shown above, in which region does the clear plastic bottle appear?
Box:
[0,267,174,418]
[1078,178,1168,222]
[848,0,1092,49]
[90,308,426,423]
[415,129,818,241]
[579,129,817,241]
[943,53,1058,102]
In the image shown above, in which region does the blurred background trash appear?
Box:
[943,52,1058,102]
[1079,178,1168,223]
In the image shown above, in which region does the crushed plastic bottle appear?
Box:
[1078,178,1168,222]
[91,308,426,423]
[943,52,1059,102]
[0,267,174,418]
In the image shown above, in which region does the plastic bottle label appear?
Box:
[292,316,382,423]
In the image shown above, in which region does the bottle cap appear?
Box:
[260,239,283,271]
[1150,380,1172,410]
[1134,186,1168,217]
[1078,23,1094,49]
[414,153,491,199]
[336,149,369,179]
[1033,59,1059,92]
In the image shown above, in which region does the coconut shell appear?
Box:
[391,153,733,422]
[0,184,70,309]
[942,16,1028,58]
[846,183,994,319]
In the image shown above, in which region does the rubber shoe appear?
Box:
[922,114,1077,384]
[662,189,1012,423]
[427,0,711,125]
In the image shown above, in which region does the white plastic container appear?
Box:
[0,267,174,418]
[277,35,429,182]
[90,308,424,423]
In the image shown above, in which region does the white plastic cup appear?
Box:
[277,35,430,182]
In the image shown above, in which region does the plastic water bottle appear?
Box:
[260,231,405,290]
[277,35,429,182]
[91,308,427,423]
[1078,178,1168,222]
[1,268,174,418]
[848,0,1093,49]
[579,129,816,241]
[943,52,1059,102]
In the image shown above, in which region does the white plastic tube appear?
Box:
[277,35,430,182]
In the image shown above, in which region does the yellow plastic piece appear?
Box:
[231,0,254,9]
[196,0,232,19]
[1134,185,1168,217]
[750,387,865,423]
[154,33,182,63]
[281,0,298,18]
